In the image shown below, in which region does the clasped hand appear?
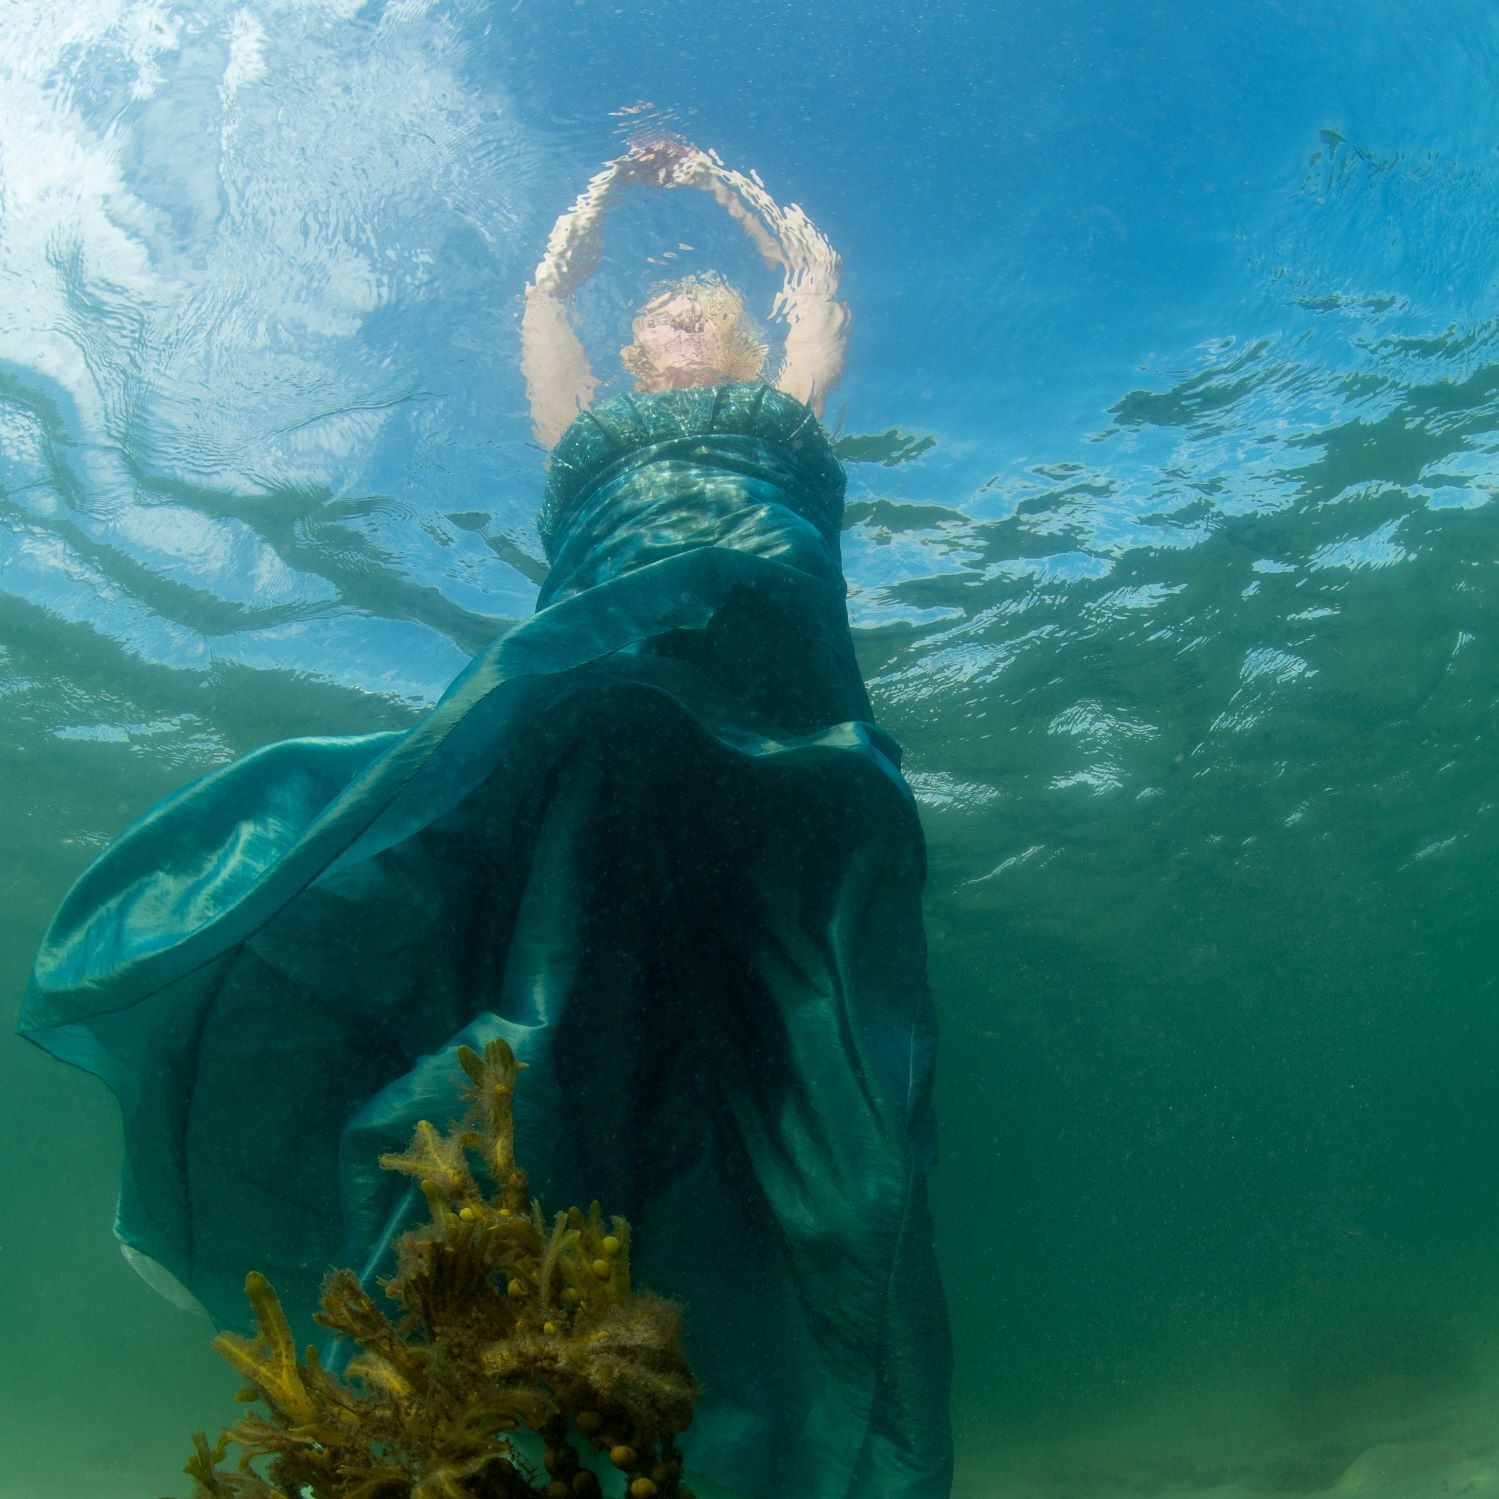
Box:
[613,139,713,190]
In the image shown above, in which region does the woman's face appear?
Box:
[626,287,745,389]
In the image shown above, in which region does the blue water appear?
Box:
[5,2,1499,1495]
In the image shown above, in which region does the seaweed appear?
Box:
[167,1039,700,1499]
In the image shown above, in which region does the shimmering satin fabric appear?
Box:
[20,383,953,1499]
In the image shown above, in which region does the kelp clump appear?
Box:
[171,1039,700,1499]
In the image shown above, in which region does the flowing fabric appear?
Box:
[20,382,953,1499]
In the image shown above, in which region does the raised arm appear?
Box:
[520,162,615,449]
[522,143,849,446]
[524,143,753,447]
[672,150,850,417]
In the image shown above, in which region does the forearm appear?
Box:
[524,161,633,445]
[681,155,848,411]
[532,163,620,299]
[690,164,786,269]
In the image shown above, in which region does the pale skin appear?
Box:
[521,141,850,450]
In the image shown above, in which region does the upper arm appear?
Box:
[774,291,850,418]
[521,289,598,449]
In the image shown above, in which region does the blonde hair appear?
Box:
[620,273,769,386]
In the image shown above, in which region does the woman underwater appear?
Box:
[20,141,953,1499]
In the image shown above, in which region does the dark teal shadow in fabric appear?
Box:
[20,384,953,1499]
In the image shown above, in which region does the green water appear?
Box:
[6,403,1499,1494]
[6,1,1499,1493]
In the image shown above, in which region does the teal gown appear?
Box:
[19,383,953,1499]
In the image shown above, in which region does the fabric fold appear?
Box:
[20,382,953,1499]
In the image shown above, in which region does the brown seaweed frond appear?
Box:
[213,1272,324,1429]
[175,1036,701,1499]
[168,1430,288,1499]
[380,1119,478,1206]
[458,1042,529,1216]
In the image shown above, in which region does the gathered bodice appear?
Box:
[538,382,847,608]
[534,382,867,736]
